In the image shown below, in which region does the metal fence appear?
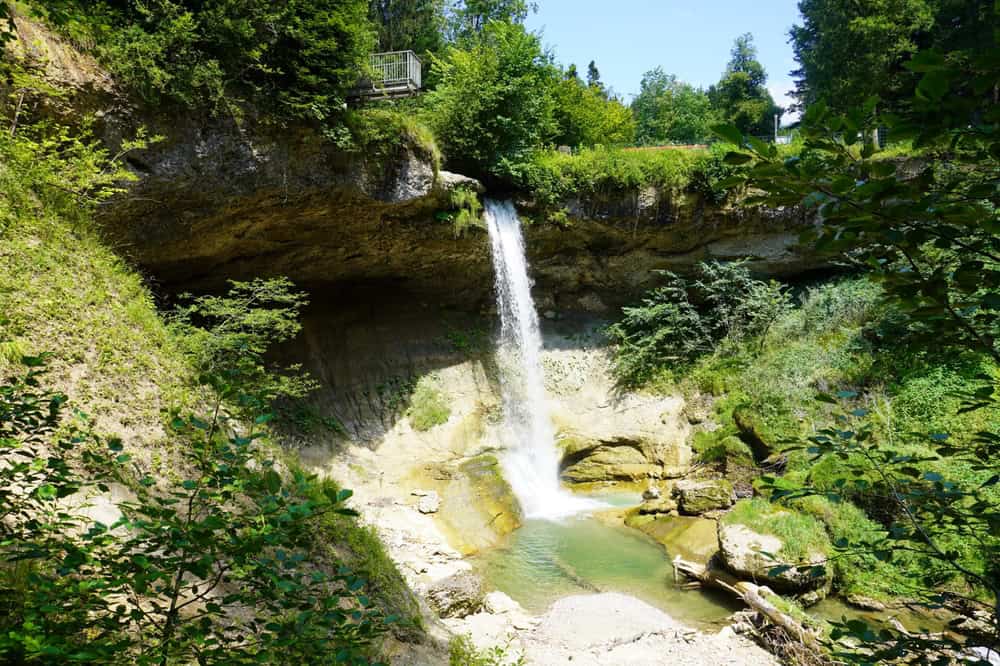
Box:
[369,50,422,91]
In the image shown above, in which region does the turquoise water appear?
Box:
[473,503,743,629]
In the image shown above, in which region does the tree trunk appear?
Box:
[673,555,825,655]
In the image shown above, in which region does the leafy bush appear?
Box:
[33,0,374,123]
[607,262,791,385]
[551,73,636,148]
[0,362,391,664]
[507,143,748,212]
[686,143,748,204]
[423,21,558,177]
[449,634,524,666]
[170,278,319,417]
[407,374,450,431]
[305,476,422,633]
[509,145,701,208]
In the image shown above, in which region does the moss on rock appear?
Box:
[673,479,733,515]
[437,454,523,555]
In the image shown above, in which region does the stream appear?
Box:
[478,198,936,638]
[473,509,743,630]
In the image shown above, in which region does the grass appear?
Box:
[407,374,451,431]
[722,498,832,563]
[303,475,422,638]
[0,122,198,475]
[347,107,442,172]
[448,634,525,666]
[0,107,426,643]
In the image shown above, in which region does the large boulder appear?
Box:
[559,436,664,482]
[637,497,678,515]
[717,502,831,593]
[554,392,692,484]
[425,570,485,619]
[436,454,523,555]
[626,515,720,564]
[673,479,733,515]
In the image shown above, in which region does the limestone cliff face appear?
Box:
[96,118,819,311]
[97,112,486,304]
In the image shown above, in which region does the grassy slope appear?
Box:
[0,30,422,652]
[657,277,1000,601]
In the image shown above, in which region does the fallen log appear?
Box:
[673,555,825,655]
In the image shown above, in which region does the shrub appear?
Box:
[449,634,524,666]
[551,74,636,148]
[0,364,391,665]
[407,375,450,431]
[423,21,558,177]
[34,0,375,123]
[686,143,747,204]
[170,277,319,417]
[607,262,790,385]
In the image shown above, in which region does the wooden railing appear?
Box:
[368,50,422,91]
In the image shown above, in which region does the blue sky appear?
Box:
[525,0,802,119]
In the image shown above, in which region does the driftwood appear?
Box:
[673,555,825,655]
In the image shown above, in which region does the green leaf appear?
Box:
[723,151,753,165]
[710,124,743,146]
[917,71,950,101]
[905,49,947,72]
[746,135,769,155]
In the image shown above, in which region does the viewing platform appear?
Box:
[351,50,423,100]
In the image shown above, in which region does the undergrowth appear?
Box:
[448,634,525,666]
[620,275,1000,601]
[722,498,831,562]
[407,374,451,431]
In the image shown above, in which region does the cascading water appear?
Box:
[485,199,600,520]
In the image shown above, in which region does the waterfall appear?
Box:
[485,199,599,520]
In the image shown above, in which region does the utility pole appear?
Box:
[774,114,779,143]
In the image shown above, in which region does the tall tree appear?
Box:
[790,0,994,112]
[631,67,717,145]
[586,59,605,95]
[552,70,635,148]
[708,33,781,137]
[425,21,557,176]
[790,0,935,111]
[446,0,535,41]
[368,0,446,55]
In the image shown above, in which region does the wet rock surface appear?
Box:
[674,478,734,515]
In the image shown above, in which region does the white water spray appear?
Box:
[485,200,600,520]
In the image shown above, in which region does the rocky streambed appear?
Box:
[296,322,792,664]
